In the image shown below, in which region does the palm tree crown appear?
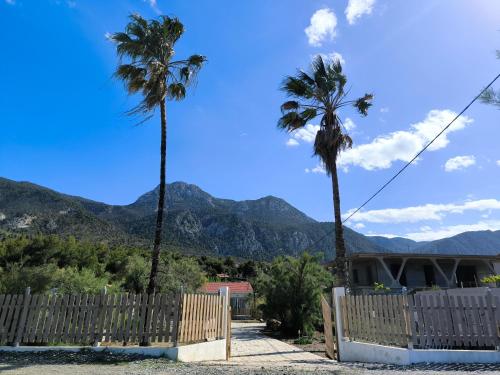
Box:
[279,55,372,172]
[112,14,206,115]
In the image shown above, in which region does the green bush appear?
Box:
[481,274,500,284]
[294,336,313,345]
[259,252,333,337]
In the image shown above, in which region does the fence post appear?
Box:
[13,287,31,347]
[172,292,182,347]
[405,295,414,349]
[93,287,107,347]
[332,287,345,362]
[219,287,230,338]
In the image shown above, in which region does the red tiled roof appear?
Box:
[199,281,253,294]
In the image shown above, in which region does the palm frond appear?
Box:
[278,111,307,131]
[161,16,184,44]
[115,64,147,93]
[281,76,313,99]
[167,83,186,100]
[354,93,374,116]
[480,88,500,108]
[301,107,317,122]
[187,54,206,68]
[280,100,299,113]
[297,70,316,87]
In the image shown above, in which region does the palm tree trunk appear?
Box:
[147,98,167,295]
[330,160,347,287]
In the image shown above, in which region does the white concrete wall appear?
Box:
[0,338,227,363]
[340,341,410,365]
[339,341,500,365]
[175,338,227,362]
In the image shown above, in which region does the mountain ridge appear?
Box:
[1,177,499,259]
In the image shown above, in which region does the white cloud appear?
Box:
[292,124,320,143]
[305,164,326,174]
[345,0,376,25]
[354,223,365,229]
[343,117,356,131]
[286,138,299,147]
[405,220,500,241]
[380,107,389,113]
[496,160,500,167]
[144,0,160,13]
[345,198,500,224]
[305,8,337,47]
[338,109,473,171]
[444,155,476,172]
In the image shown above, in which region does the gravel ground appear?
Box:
[1,351,500,375]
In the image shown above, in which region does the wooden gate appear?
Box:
[321,294,338,360]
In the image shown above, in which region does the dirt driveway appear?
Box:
[1,323,500,374]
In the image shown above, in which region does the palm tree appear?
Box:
[112,14,206,294]
[480,50,500,108]
[278,55,373,287]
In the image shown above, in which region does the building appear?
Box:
[199,281,254,319]
[348,252,500,293]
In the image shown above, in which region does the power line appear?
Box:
[343,72,500,224]
[309,72,500,250]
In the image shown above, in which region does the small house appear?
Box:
[348,252,500,293]
[199,281,254,319]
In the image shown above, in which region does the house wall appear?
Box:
[351,257,499,290]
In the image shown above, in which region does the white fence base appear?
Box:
[332,287,500,365]
[0,338,227,363]
[340,340,500,365]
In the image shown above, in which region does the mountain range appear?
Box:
[0,177,499,260]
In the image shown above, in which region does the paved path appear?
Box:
[225,322,339,370]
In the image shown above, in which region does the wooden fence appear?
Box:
[340,291,500,350]
[409,293,500,349]
[321,294,338,360]
[0,291,181,346]
[341,294,410,347]
[0,289,229,347]
[178,293,226,344]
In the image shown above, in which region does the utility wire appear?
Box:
[310,72,500,249]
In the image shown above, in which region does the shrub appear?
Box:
[259,252,333,337]
[481,274,500,284]
[373,282,390,293]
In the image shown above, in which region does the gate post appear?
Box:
[219,287,231,360]
[332,287,345,361]
[219,287,230,338]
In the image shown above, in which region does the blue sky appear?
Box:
[0,0,499,241]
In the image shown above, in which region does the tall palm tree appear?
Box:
[278,55,373,287]
[112,14,206,294]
